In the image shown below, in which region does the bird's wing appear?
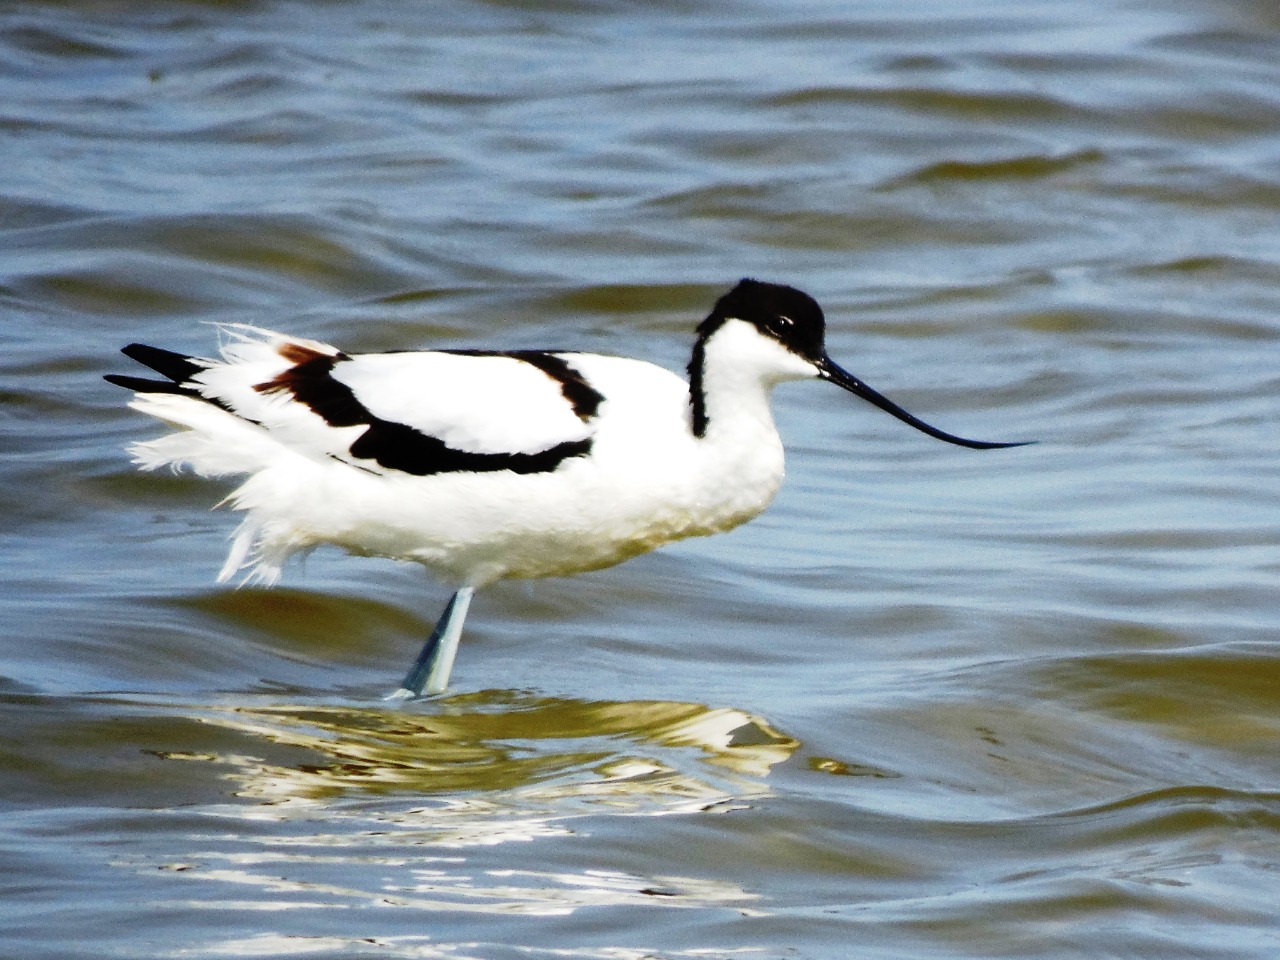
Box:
[186,327,603,477]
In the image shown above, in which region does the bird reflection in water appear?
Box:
[165,692,799,833]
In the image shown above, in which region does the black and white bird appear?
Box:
[106,279,1028,698]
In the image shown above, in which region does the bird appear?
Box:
[105,279,1029,698]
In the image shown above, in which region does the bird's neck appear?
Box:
[686,323,782,444]
[680,322,789,530]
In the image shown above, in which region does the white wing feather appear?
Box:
[331,352,592,455]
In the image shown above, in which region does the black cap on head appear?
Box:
[697,278,828,361]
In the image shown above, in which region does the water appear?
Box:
[3,1,1279,957]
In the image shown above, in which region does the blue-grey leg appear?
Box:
[386,587,475,700]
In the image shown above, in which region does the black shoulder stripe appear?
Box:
[508,351,603,422]
[257,344,592,477]
[441,349,603,422]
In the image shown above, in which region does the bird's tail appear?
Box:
[121,393,308,585]
[106,332,335,585]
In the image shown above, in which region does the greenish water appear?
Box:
[3,1,1279,957]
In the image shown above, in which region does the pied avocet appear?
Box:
[106,279,1028,698]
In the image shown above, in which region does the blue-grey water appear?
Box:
[3,2,1279,957]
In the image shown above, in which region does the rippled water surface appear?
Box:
[4,1,1280,957]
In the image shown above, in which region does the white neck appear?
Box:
[683,319,820,527]
[691,318,818,440]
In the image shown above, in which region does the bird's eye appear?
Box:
[769,315,794,333]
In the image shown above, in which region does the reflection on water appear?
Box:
[140,694,794,923]
[168,860,765,920]
[170,693,797,816]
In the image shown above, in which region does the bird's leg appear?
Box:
[386,587,475,700]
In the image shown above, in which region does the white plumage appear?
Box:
[108,280,1027,696]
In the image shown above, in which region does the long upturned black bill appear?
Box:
[817,357,1032,450]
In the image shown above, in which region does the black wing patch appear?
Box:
[256,344,594,476]
[104,344,205,398]
[106,344,246,419]
[348,420,591,476]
